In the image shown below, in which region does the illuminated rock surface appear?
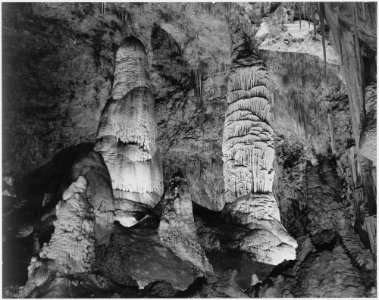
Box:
[71,151,115,245]
[2,2,376,298]
[94,36,164,226]
[158,175,213,273]
[359,82,377,166]
[222,17,297,264]
[20,176,96,297]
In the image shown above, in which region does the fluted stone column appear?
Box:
[94,36,164,227]
[222,21,297,264]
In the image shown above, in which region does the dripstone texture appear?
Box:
[20,176,96,297]
[158,175,213,274]
[94,36,164,227]
[71,151,115,245]
[221,18,297,264]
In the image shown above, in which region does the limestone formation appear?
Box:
[158,175,213,274]
[94,36,164,227]
[97,229,199,291]
[223,194,298,260]
[40,176,95,272]
[3,3,377,298]
[20,176,96,297]
[71,151,115,245]
[222,62,275,197]
[297,246,366,297]
[221,19,297,264]
[359,82,377,166]
[324,3,376,145]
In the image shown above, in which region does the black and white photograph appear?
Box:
[2,2,377,298]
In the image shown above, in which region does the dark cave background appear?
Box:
[2,2,377,298]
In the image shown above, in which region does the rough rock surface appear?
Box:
[96,227,199,291]
[222,194,297,265]
[249,244,367,298]
[221,17,297,264]
[71,151,114,245]
[324,3,376,144]
[94,35,164,227]
[2,2,377,298]
[40,176,95,273]
[222,41,275,196]
[158,175,213,274]
[2,3,116,176]
[305,158,375,272]
[296,246,365,297]
[188,276,248,298]
[256,18,339,65]
[20,176,96,297]
[359,82,377,165]
[247,156,376,298]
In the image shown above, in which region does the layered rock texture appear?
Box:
[71,151,114,245]
[324,3,376,145]
[2,2,377,298]
[246,158,376,298]
[360,82,377,166]
[20,176,96,297]
[96,228,199,291]
[158,174,213,274]
[222,19,297,264]
[94,35,164,227]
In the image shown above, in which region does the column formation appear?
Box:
[222,23,297,264]
[94,36,164,227]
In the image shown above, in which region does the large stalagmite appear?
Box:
[158,174,213,274]
[19,176,96,297]
[94,36,164,227]
[222,20,297,264]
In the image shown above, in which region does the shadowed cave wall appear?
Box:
[2,2,377,298]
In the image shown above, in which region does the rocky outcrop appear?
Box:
[359,82,377,166]
[255,7,338,65]
[222,194,297,265]
[71,151,114,245]
[20,176,96,297]
[188,276,248,298]
[96,228,199,291]
[251,244,367,298]
[152,21,229,212]
[221,18,297,264]
[94,36,164,227]
[40,176,95,272]
[3,3,377,298]
[158,174,213,274]
[324,3,377,145]
[296,246,366,297]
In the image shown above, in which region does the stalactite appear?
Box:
[312,7,317,39]
[323,3,371,145]
[327,113,336,155]
[349,147,358,188]
[363,216,376,254]
[302,3,306,24]
[318,3,327,76]
[353,3,365,109]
